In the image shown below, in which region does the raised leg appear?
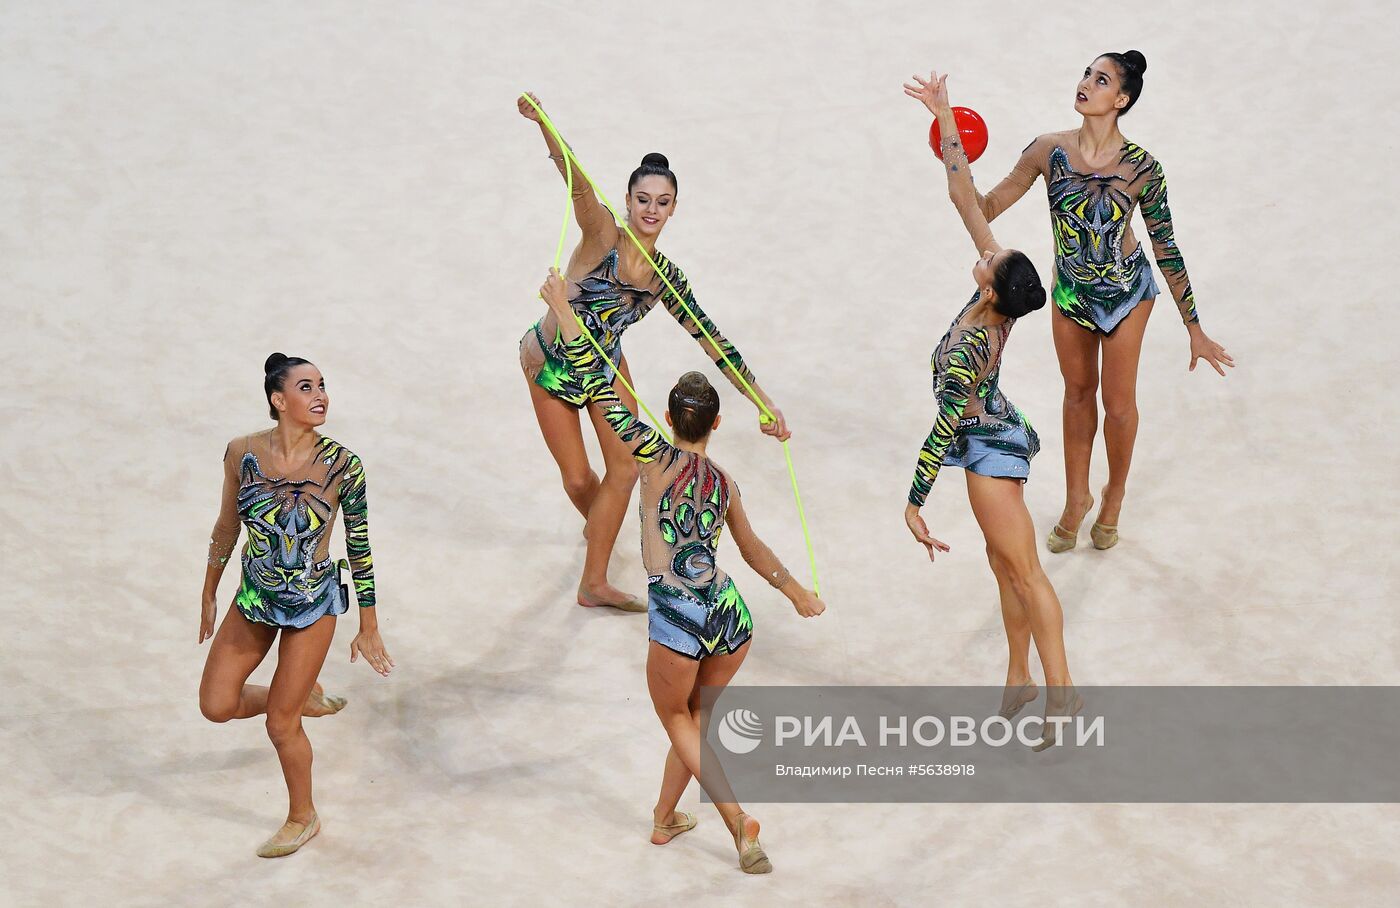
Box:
[199,606,276,722]
[199,606,343,721]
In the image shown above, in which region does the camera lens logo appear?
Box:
[717,709,764,754]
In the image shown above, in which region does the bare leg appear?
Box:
[650,747,693,843]
[991,565,1033,687]
[264,615,338,834]
[199,607,342,720]
[651,642,749,842]
[646,641,752,843]
[199,606,276,721]
[578,356,641,607]
[1097,297,1154,529]
[527,377,598,519]
[1050,307,1102,541]
[988,556,1038,717]
[966,474,1073,690]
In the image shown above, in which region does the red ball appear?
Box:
[928,107,988,164]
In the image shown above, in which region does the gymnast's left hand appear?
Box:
[351,627,395,677]
[759,406,791,441]
[905,503,951,562]
[1187,326,1235,377]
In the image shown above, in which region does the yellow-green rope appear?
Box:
[524,93,820,594]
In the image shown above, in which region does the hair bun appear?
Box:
[641,152,670,169]
[264,352,289,374]
[1122,50,1147,75]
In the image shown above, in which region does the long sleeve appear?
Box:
[1137,158,1199,326]
[561,334,672,463]
[723,485,791,589]
[207,441,242,567]
[537,123,616,244]
[655,259,758,397]
[977,137,1044,222]
[908,338,982,507]
[338,454,376,608]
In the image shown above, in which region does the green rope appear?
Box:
[524,92,820,594]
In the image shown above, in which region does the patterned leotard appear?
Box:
[909,292,1039,506]
[519,248,757,408]
[208,431,376,628]
[978,131,1197,335]
[558,333,790,659]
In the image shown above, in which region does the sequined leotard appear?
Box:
[909,292,1039,506]
[207,431,376,628]
[519,248,757,408]
[557,334,790,658]
[978,131,1197,334]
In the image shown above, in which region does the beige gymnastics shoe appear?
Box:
[1046,525,1078,554]
[1032,690,1085,753]
[1090,523,1119,550]
[1047,494,1094,554]
[256,814,321,858]
[651,811,697,845]
[732,813,772,874]
[998,681,1039,719]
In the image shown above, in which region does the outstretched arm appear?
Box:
[540,269,671,463]
[1137,159,1235,375]
[518,92,615,245]
[903,70,1001,257]
[724,487,824,618]
[656,260,790,441]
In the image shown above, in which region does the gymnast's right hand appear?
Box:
[904,502,951,562]
[793,588,826,618]
[517,92,543,120]
[903,70,951,116]
[199,595,217,644]
[540,267,570,313]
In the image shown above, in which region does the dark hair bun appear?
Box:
[1008,280,1047,311]
[264,352,289,374]
[1027,284,1047,312]
[1122,50,1147,75]
[641,152,670,169]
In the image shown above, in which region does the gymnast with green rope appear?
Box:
[516,92,791,612]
